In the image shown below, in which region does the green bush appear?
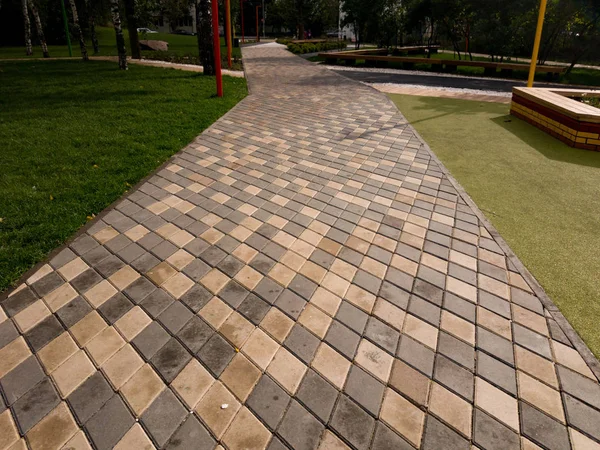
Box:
[286,41,346,54]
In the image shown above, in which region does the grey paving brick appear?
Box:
[372,422,413,450]
[476,351,517,396]
[433,354,474,402]
[68,371,114,424]
[296,369,339,423]
[278,400,324,450]
[71,269,103,293]
[151,338,192,383]
[443,292,475,323]
[31,271,64,297]
[2,287,38,316]
[247,374,291,430]
[55,296,92,328]
[218,255,246,277]
[330,395,375,450]
[267,436,288,450]
[12,378,60,433]
[422,415,470,450]
[165,415,217,450]
[250,253,277,276]
[473,408,520,450]
[177,316,214,353]
[325,321,361,360]
[0,356,45,405]
[123,276,156,303]
[344,365,385,416]
[285,324,320,364]
[364,317,400,354]
[238,293,270,325]
[275,289,306,320]
[219,280,249,308]
[0,319,19,348]
[562,393,600,442]
[132,321,171,360]
[158,301,194,334]
[477,327,514,366]
[397,335,435,377]
[196,333,235,376]
[180,284,212,312]
[289,274,318,300]
[335,301,368,334]
[521,401,571,450]
[95,254,125,278]
[98,292,134,324]
[140,288,175,318]
[513,324,551,359]
[86,394,135,450]
[24,315,64,351]
[50,248,77,268]
[182,259,211,282]
[142,389,188,447]
[412,279,443,306]
[511,288,544,315]
[254,277,285,304]
[408,295,441,327]
[557,365,600,410]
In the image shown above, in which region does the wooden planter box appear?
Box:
[510,87,600,151]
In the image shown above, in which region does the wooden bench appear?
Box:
[392,45,440,55]
[318,52,566,79]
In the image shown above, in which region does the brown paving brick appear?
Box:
[114,305,152,341]
[219,311,254,348]
[475,377,519,432]
[266,347,307,394]
[429,382,472,437]
[70,311,107,346]
[194,381,241,439]
[13,300,50,333]
[120,364,165,416]
[102,344,144,389]
[113,424,155,450]
[260,307,294,343]
[0,337,31,378]
[380,387,425,447]
[146,262,178,286]
[85,326,126,366]
[242,328,280,370]
[171,359,214,409]
[222,407,271,450]
[0,409,20,450]
[220,353,261,402]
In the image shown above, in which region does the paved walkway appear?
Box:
[370,84,511,103]
[1,45,600,450]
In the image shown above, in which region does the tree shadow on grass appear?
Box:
[491,114,600,169]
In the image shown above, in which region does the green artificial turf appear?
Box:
[0,60,246,292]
[0,26,242,63]
[388,94,600,357]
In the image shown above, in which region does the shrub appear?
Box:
[286,41,346,54]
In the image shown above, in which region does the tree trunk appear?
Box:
[85,0,99,54]
[68,0,88,60]
[28,0,48,57]
[110,0,127,69]
[124,0,140,59]
[197,0,215,75]
[22,0,33,56]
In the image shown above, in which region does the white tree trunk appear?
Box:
[110,0,127,70]
[22,0,33,56]
[29,0,49,57]
[68,0,89,61]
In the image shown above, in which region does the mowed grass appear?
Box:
[0,60,246,292]
[0,26,242,61]
[388,94,600,356]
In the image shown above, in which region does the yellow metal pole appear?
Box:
[527,0,548,87]
[226,0,232,69]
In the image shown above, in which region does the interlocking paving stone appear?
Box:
[5,44,600,450]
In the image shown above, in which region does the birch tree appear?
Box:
[22,0,33,55]
[196,0,215,75]
[68,0,89,60]
[110,0,128,69]
[84,0,100,54]
[28,0,49,57]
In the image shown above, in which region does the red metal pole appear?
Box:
[240,0,245,44]
[211,0,223,97]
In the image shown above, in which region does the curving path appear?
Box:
[1,44,600,450]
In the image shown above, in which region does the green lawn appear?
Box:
[0,60,246,292]
[388,94,600,357]
[0,27,242,67]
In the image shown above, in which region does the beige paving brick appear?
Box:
[38,332,79,373]
[267,347,307,394]
[156,223,180,239]
[309,287,341,317]
[44,283,78,312]
[429,383,472,437]
[390,254,419,276]
[26,264,53,285]
[70,311,107,346]
[478,274,510,300]
[321,272,350,298]
[162,272,194,299]
[478,306,512,340]
[235,265,263,290]
[120,364,165,416]
[446,277,477,303]
[260,307,294,343]
[195,381,241,439]
[512,305,548,336]
[222,407,271,450]
[518,371,565,422]
[0,337,31,378]
[109,266,140,291]
[354,339,393,383]
[124,225,150,242]
[166,249,195,270]
[84,280,118,307]
[441,310,475,345]
[389,359,430,406]
[241,328,280,370]
[421,253,448,274]
[475,377,519,432]
[220,312,254,348]
[57,257,88,281]
[317,430,351,450]
[200,269,230,294]
[146,262,177,287]
[85,326,126,366]
[515,346,558,388]
[449,250,477,271]
[113,424,155,450]
[552,340,595,379]
[312,343,351,389]
[171,359,214,409]
[570,427,600,450]
[268,263,296,287]
[404,314,439,350]
[13,300,51,333]
[220,354,261,402]
[298,304,332,338]
[0,409,20,450]
[115,306,152,341]
[27,403,78,450]
[380,388,425,447]
[9,439,28,450]
[101,344,144,389]
[51,350,96,397]
[373,299,406,331]
[330,259,358,282]
[200,297,233,329]
[169,229,195,247]
[93,226,119,244]
[345,285,376,313]
[60,430,92,450]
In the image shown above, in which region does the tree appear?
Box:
[21,0,32,55]
[110,0,128,69]
[84,0,100,54]
[197,0,215,75]
[68,0,89,60]
[28,0,48,57]
[125,0,141,59]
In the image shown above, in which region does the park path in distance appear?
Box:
[1,43,599,450]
